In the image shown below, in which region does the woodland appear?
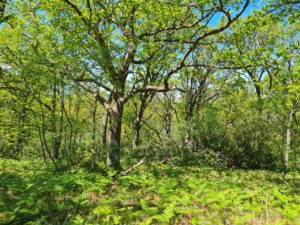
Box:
[0,0,300,224]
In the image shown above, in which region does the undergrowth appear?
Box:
[1,159,300,224]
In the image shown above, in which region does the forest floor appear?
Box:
[1,159,300,225]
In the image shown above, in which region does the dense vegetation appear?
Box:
[0,0,300,224]
[2,159,300,224]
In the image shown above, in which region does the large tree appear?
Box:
[44,0,250,170]
[3,0,250,170]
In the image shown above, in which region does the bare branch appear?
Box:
[120,153,149,176]
[123,84,185,103]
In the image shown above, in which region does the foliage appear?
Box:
[0,1,300,223]
[1,159,300,224]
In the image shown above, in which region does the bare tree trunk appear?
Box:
[133,101,141,148]
[164,94,173,137]
[91,97,98,168]
[40,100,57,169]
[58,81,65,159]
[133,120,141,148]
[184,104,194,149]
[102,110,108,145]
[92,98,97,148]
[51,82,59,159]
[107,100,124,170]
[132,94,153,148]
[51,78,64,160]
[57,79,64,157]
[184,125,192,148]
[14,104,27,158]
[284,109,293,170]
[34,117,47,165]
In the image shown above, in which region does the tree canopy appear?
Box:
[0,0,299,170]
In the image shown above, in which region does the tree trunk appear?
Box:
[184,126,192,148]
[184,105,193,149]
[132,100,143,148]
[52,79,64,160]
[107,100,124,170]
[51,82,59,159]
[15,105,27,158]
[132,93,154,148]
[284,109,293,170]
[102,110,108,145]
[164,93,173,137]
[133,119,141,148]
[91,98,98,168]
[57,80,64,157]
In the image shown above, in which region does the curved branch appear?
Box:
[164,0,250,81]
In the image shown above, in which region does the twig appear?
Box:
[120,154,149,176]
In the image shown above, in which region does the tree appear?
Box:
[217,12,300,170]
[217,13,282,112]
[33,0,249,170]
[132,92,155,148]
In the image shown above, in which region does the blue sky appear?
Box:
[209,0,268,26]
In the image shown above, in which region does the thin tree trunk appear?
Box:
[14,104,27,158]
[133,121,141,148]
[165,107,172,137]
[102,110,108,145]
[92,98,97,149]
[184,105,193,149]
[34,116,47,166]
[57,81,64,158]
[51,82,59,159]
[132,100,143,148]
[40,101,57,169]
[185,126,192,147]
[91,97,98,168]
[132,93,154,148]
[284,109,293,170]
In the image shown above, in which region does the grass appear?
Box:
[1,159,300,224]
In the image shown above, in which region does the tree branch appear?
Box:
[78,81,108,107]
[164,0,250,81]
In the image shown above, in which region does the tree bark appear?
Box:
[15,105,27,158]
[51,79,64,160]
[132,94,152,148]
[57,79,64,157]
[102,110,108,145]
[133,120,141,148]
[163,93,174,137]
[184,125,192,149]
[184,103,194,149]
[51,82,59,159]
[107,100,124,170]
[91,97,98,168]
[284,108,293,170]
